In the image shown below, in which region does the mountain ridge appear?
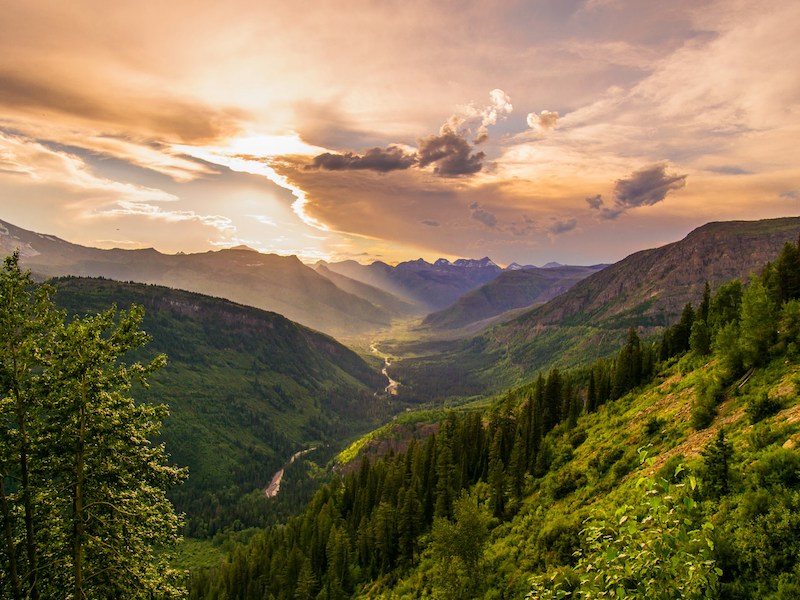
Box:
[391,216,800,399]
[0,219,392,338]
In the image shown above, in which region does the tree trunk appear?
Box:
[0,478,23,600]
[14,358,39,600]
[73,379,87,599]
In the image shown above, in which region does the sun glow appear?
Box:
[173,132,329,231]
[222,132,327,158]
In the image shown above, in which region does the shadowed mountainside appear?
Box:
[0,219,393,338]
[50,276,389,535]
[421,264,607,331]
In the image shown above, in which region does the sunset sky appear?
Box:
[1,0,798,266]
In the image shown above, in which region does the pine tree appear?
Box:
[487,428,506,517]
[702,428,733,499]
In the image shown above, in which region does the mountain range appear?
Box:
[391,217,800,399]
[1,218,601,338]
[421,264,607,332]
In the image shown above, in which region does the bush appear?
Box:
[691,373,724,429]
[644,415,667,436]
[529,474,721,599]
[746,391,782,424]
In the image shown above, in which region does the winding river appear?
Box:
[370,342,399,395]
[264,447,316,498]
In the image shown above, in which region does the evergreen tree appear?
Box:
[698,281,712,322]
[487,428,506,517]
[672,303,696,355]
[434,432,455,518]
[702,428,733,499]
[689,319,712,356]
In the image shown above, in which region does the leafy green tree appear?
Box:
[0,252,61,600]
[777,299,800,357]
[0,253,186,599]
[430,491,491,599]
[713,321,743,380]
[709,279,743,333]
[739,276,778,369]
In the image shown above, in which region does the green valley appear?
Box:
[188,235,800,599]
[51,277,393,537]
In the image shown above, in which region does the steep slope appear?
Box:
[518,217,800,328]
[193,339,800,599]
[0,218,392,337]
[422,264,606,331]
[51,277,388,534]
[392,217,800,398]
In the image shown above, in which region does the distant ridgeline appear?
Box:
[391,217,800,400]
[189,237,800,599]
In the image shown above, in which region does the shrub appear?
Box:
[746,391,782,424]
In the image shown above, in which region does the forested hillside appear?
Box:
[51,277,390,536]
[188,239,800,599]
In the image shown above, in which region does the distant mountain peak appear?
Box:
[505,262,528,270]
[228,244,259,252]
[451,257,499,269]
[542,261,564,269]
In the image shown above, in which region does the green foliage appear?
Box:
[529,472,720,599]
[430,491,492,599]
[690,319,712,356]
[691,373,724,430]
[739,276,778,369]
[51,276,388,537]
[702,429,733,500]
[0,253,186,599]
[745,391,782,423]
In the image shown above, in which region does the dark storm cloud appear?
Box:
[305,128,485,177]
[613,163,687,209]
[417,129,485,177]
[307,145,417,172]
